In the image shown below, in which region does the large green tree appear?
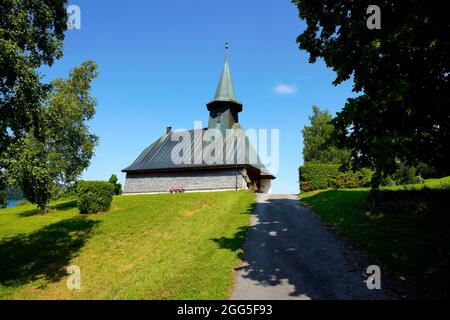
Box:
[4,61,99,212]
[293,1,449,182]
[302,106,350,164]
[0,0,68,189]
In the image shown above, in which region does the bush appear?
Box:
[416,162,437,179]
[380,176,397,187]
[77,181,114,214]
[300,164,374,192]
[333,171,361,189]
[299,164,340,192]
[358,168,374,187]
[392,164,422,185]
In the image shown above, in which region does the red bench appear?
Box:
[169,187,185,193]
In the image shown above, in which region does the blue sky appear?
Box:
[42,0,356,194]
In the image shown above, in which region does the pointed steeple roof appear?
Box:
[211,44,241,104]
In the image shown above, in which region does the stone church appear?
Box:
[122,48,275,194]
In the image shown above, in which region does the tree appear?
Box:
[0,0,68,191]
[109,174,123,196]
[0,190,6,208]
[302,106,350,164]
[293,1,450,182]
[4,61,99,212]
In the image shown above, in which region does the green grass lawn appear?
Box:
[379,176,450,191]
[0,191,255,300]
[300,178,450,299]
[424,176,450,188]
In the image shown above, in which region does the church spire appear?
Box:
[206,44,243,130]
[212,43,240,103]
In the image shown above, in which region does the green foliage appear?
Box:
[379,163,430,187]
[416,162,438,180]
[302,106,350,164]
[3,61,99,212]
[299,164,340,192]
[108,174,122,195]
[333,169,373,189]
[380,176,397,187]
[300,164,374,191]
[0,0,68,177]
[4,135,57,212]
[77,181,114,214]
[293,1,450,178]
[390,163,422,186]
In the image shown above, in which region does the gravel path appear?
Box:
[230,194,393,300]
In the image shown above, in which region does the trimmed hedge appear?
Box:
[77,181,114,214]
[299,164,374,192]
[299,164,340,192]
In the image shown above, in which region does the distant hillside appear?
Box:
[4,187,23,199]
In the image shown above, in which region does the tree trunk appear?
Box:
[42,201,50,214]
[371,170,382,189]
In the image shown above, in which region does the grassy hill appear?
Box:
[300,177,450,299]
[0,191,255,300]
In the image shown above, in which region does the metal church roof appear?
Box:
[122,129,275,179]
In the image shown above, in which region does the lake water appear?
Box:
[6,199,20,208]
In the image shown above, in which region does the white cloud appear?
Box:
[273,83,298,95]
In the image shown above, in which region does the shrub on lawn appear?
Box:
[333,168,374,189]
[380,176,397,187]
[392,164,422,185]
[333,171,360,189]
[77,181,114,214]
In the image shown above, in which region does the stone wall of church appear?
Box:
[123,169,245,194]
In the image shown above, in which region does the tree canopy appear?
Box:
[4,61,99,212]
[293,1,449,181]
[0,0,68,186]
[302,106,350,164]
